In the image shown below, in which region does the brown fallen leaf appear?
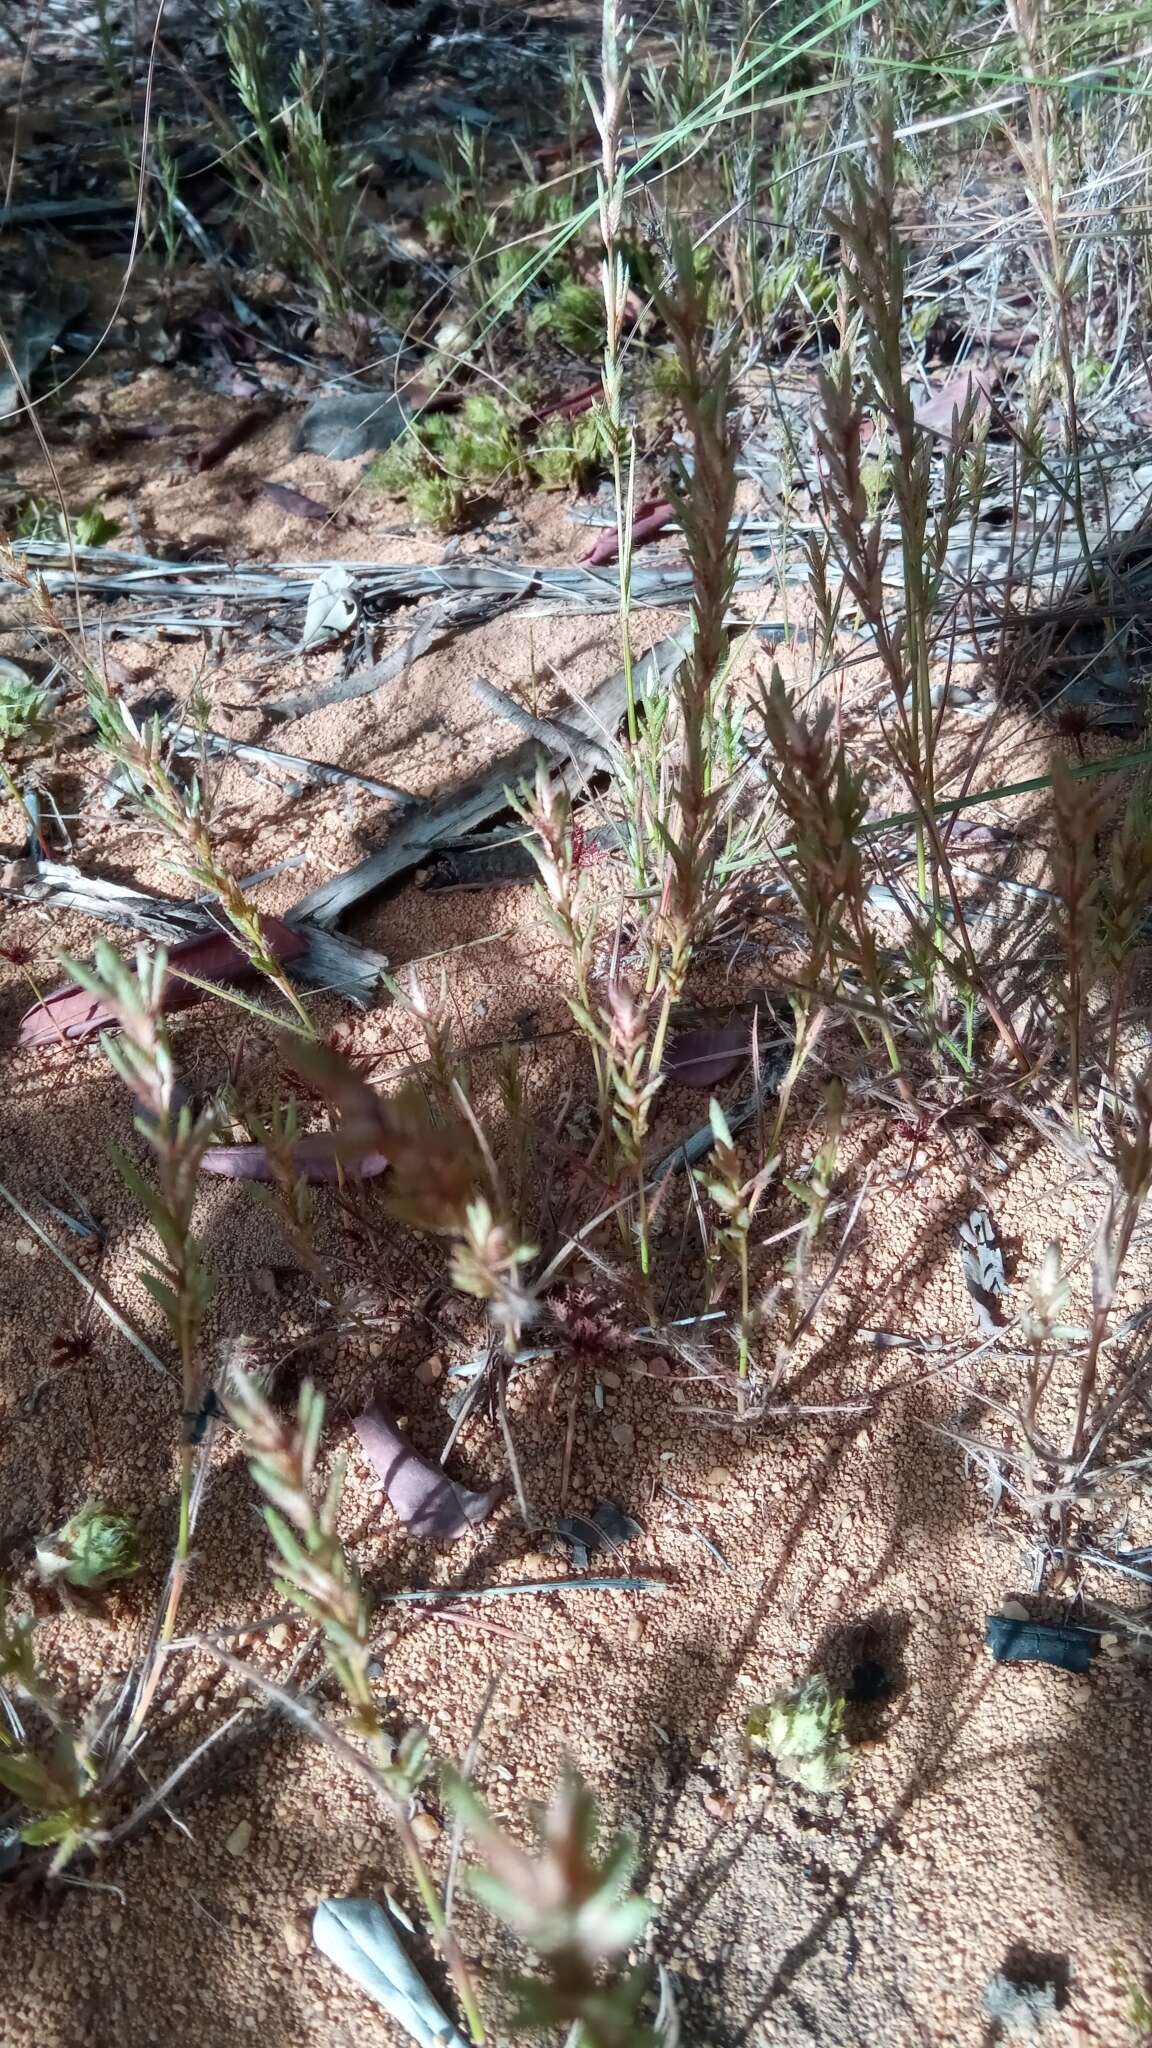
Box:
[527,381,600,426]
[191,406,274,474]
[18,917,307,1048]
[913,369,993,441]
[261,480,331,522]
[200,1132,389,1182]
[353,1390,501,1539]
[582,498,675,567]
[662,1019,751,1090]
[104,420,198,443]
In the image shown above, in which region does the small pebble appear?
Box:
[267,1623,291,1651]
[416,1353,444,1384]
[998,1599,1030,1622]
[283,1914,310,1957]
[14,1237,35,1256]
[411,1809,443,1848]
[225,1819,252,1858]
[611,1421,635,1450]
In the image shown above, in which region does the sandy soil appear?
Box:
[2,358,1152,2048]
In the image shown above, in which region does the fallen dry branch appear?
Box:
[265,589,528,722]
[166,723,419,804]
[3,862,390,1012]
[283,631,690,929]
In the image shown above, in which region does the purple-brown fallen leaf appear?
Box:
[261,480,331,522]
[191,405,274,473]
[19,917,307,1048]
[582,498,675,566]
[199,1132,389,1182]
[663,1020,751,1089]
[354,1391,501,1540]
[105,420,198,443]
[527,380,600,426]
[913,369,993,440]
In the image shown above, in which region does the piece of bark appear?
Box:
[167,723,416,804]
[2,861,388,1011]
[470,673,616,776]
[266,589,528,722]
[354,1392,501,1539]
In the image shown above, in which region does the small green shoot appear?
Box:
[0,667,54,748]
[74,504,121,547]
[444,1762,658,2047]
[745,1674,854,1795]
[35,1503,141,1590]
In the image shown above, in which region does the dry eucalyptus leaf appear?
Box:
[354,1391,500,1540]
[199,1131,389,1183]
[302,563,358,650]
[662,1020,750,1090]
[913,368,992,440]
[313,1897,467,2048]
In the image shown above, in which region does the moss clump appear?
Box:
[528,410,606,491]
[526,280,604,355]
[369,389,606,526]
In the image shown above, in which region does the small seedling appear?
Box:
[74,504,121,547]
[407,472,466,532]
[526,279,605,354]
[982,1972,1059,2040]
[745,1674,854,1794]
[35,1502,140,1590]
[0,667,54,749]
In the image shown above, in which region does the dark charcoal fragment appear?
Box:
[985,1616,1097,1671]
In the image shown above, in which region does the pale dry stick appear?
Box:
[0,1181,170,1380]
[443,1667,505,1926]
[787,1170,872,1348]
[94,1702,255,1848]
